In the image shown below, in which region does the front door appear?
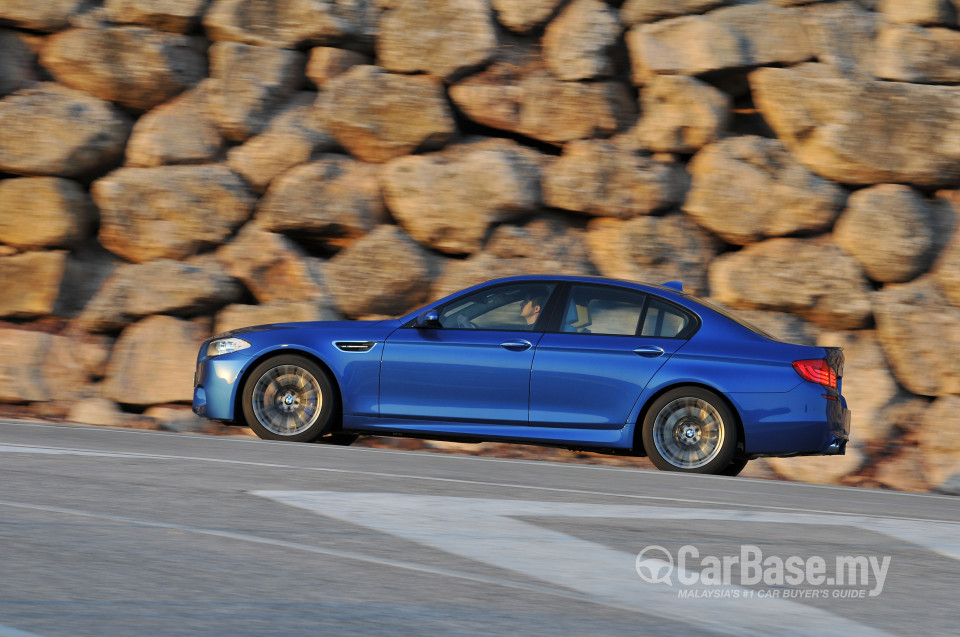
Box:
[380,282,558,425]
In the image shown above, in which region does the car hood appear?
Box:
[215,319,401,340]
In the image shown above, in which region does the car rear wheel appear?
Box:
[642,387,737,474]
[242,355,338,443]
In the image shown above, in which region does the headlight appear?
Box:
[206,337,251,357]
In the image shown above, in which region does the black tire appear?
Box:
[718,457,749,477]
[318,433,359,446]
[241,354,338,443]
[641,387,738,474]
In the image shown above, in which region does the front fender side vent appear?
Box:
[334,341,377,353]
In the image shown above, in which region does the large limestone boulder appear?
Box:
[104,0,209,33]
[934,206,960,307]
[208,42,306,141]
[103,315,209,405]
[214,301,340,335]
[306,47,370,87]
[125,81,224,167]
[801,1,880,80]
[257,156,385,247]
[215,223,327,303]
[491,0,565,33]
[204,0,376,49]
[543,140,686,218]
[450,66,634,144]
[750,64,960,188]
[709,238,873,329]
[918,396,960,486]
[0,0,90,31]
[542,0,619,81]
[627,15,743,83]
[67,398,127,427]
[684,136,847,245]
[93,165,255,263]
[729,309,818,346]
[0,177,95,249]
[874,277,960,396]
[77,258,244,332]
[586,214,720,295]
[324,65,456,163]
[432,251,592,301]
[817,330,903,444]
[428,216,596,299]
[765,447,865,485]
[635,76,731,153]
[0,29,35,97]
[324,225,440,317]
[377,0,498,82]
[0,329,89,403]
[0,252,66,319]
[833,185,938,283]
[485,216,593,270]
[878,0,957,26]
[380,139,542,255]
[0,83,131,178]
[226,92,337,192]
[40,26,206,111]
[620,0,731,27]
[626,4,812,83]
[875,23,960,84]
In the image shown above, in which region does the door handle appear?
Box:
[501,339,533,352]
[633,346,664,358]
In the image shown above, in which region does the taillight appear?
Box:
[792,359,837,388]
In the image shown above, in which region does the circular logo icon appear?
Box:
[635,545,675,585]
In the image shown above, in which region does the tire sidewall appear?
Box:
[241,354,338,443]
[641,387,737,474]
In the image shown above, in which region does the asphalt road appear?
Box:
[0,419,957,637]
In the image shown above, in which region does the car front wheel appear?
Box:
[641,387,738,474]
[242,355,338,443]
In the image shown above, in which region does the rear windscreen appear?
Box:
[685,296,779,341]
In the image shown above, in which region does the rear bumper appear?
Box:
[731,382,851,456]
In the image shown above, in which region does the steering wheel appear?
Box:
[456,315,478,329]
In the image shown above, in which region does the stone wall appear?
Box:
[1,0,958,492]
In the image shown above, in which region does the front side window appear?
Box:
[560,285,647,336]
[438,282,557,331]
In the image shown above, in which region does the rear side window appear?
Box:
[641,298,691,338]
[560,285,647,336]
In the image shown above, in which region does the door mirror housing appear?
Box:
[415,309,442,329]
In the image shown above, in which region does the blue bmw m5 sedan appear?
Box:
[192,275,850,476]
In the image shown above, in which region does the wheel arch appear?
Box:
[233,348,344,430]
[632,382,745,457]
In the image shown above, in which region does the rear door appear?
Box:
[529,285,692,428]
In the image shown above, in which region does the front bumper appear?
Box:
[192,352,251,421]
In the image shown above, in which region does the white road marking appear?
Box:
[0,499,659,610]
[1,442,958,524]
[258,491,928,637]
[0,625,43,637]
[4,420,958,503]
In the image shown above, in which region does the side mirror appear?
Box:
[415,309,442,329]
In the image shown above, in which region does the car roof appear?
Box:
[400,274,697,324]
[475,274,691,298]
